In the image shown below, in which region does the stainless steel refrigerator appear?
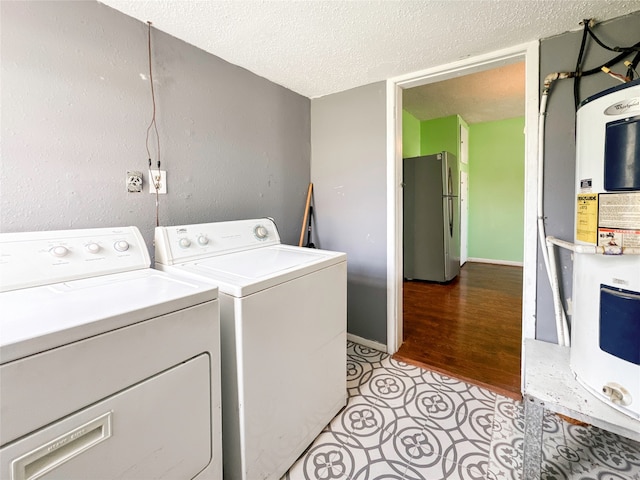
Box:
[403,151,460,282]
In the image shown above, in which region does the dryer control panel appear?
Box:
[155,218,281,265]
[0,227,150,292]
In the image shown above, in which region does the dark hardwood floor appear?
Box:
[394,262,523,399]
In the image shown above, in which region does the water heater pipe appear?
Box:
[547,236,640,255]
[538,72,574,347]
[545,240,569,346]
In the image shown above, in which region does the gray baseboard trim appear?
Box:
[347,333,388,353]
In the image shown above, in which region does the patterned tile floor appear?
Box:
[283,342,640,480]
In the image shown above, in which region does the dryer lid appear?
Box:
[175,244,346,297]
[198,246,328,277]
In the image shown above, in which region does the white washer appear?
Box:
[155,218,347,480]
[0,227,222,479]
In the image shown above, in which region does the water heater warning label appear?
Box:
[598,228,640,248]
[598,192,640,229]
[598,192,640,248]
[576,194,598,244]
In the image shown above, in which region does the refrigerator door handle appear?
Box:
[448,196,454,237]
[447,166,454,238]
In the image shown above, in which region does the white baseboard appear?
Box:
[347,333,387,353]
[466,258,523,267]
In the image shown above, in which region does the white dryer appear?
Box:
[155,218,347,480]
[0,227,222,479]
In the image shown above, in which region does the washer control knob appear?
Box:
[179,238,192,249]
[85,243,101,254]
[50,245,69,258]
[197,235,209,246]
[114,240,130,252]
[254,225,268,239]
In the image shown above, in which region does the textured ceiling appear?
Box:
[403,62,526,124]
[99,1,640,99]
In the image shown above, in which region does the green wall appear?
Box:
[402,110,421,157]
[420,115,458,156]
[468,117,525,262]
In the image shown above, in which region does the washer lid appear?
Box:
[0,269,218,363]
[175,244,346,297]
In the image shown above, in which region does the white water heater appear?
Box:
[571,79,640,419]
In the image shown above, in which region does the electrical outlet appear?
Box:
[148,169,167,194]
[127,171,143,193]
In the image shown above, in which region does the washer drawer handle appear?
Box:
[11,411,112,480]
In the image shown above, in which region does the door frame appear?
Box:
[460,170,469,265]
[385,42,539,377]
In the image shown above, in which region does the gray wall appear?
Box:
[537,11,640,342]
[311,83,388,345]
[1,1,310,256]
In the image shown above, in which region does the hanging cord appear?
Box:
[573,20,590,111]
[625,53,640,80]
[145,21,161,227]
[601,66,629,83]
[580,43,640,76]
[585,22,640,53]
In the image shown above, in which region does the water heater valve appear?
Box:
[602,383,632,407]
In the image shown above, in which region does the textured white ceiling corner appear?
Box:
[99,0,640,99]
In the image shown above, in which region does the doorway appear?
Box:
[385,42,540,395]
[396,63,526,397]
